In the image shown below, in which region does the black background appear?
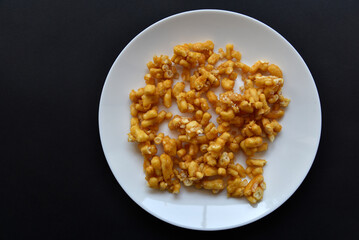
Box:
[1,0,358,239]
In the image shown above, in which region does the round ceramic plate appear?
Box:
[99,10,321,230]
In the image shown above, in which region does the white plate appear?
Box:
[99,10,321,230]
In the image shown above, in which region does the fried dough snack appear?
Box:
[128,41,290,204]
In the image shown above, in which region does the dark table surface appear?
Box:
[1,0,358,239]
